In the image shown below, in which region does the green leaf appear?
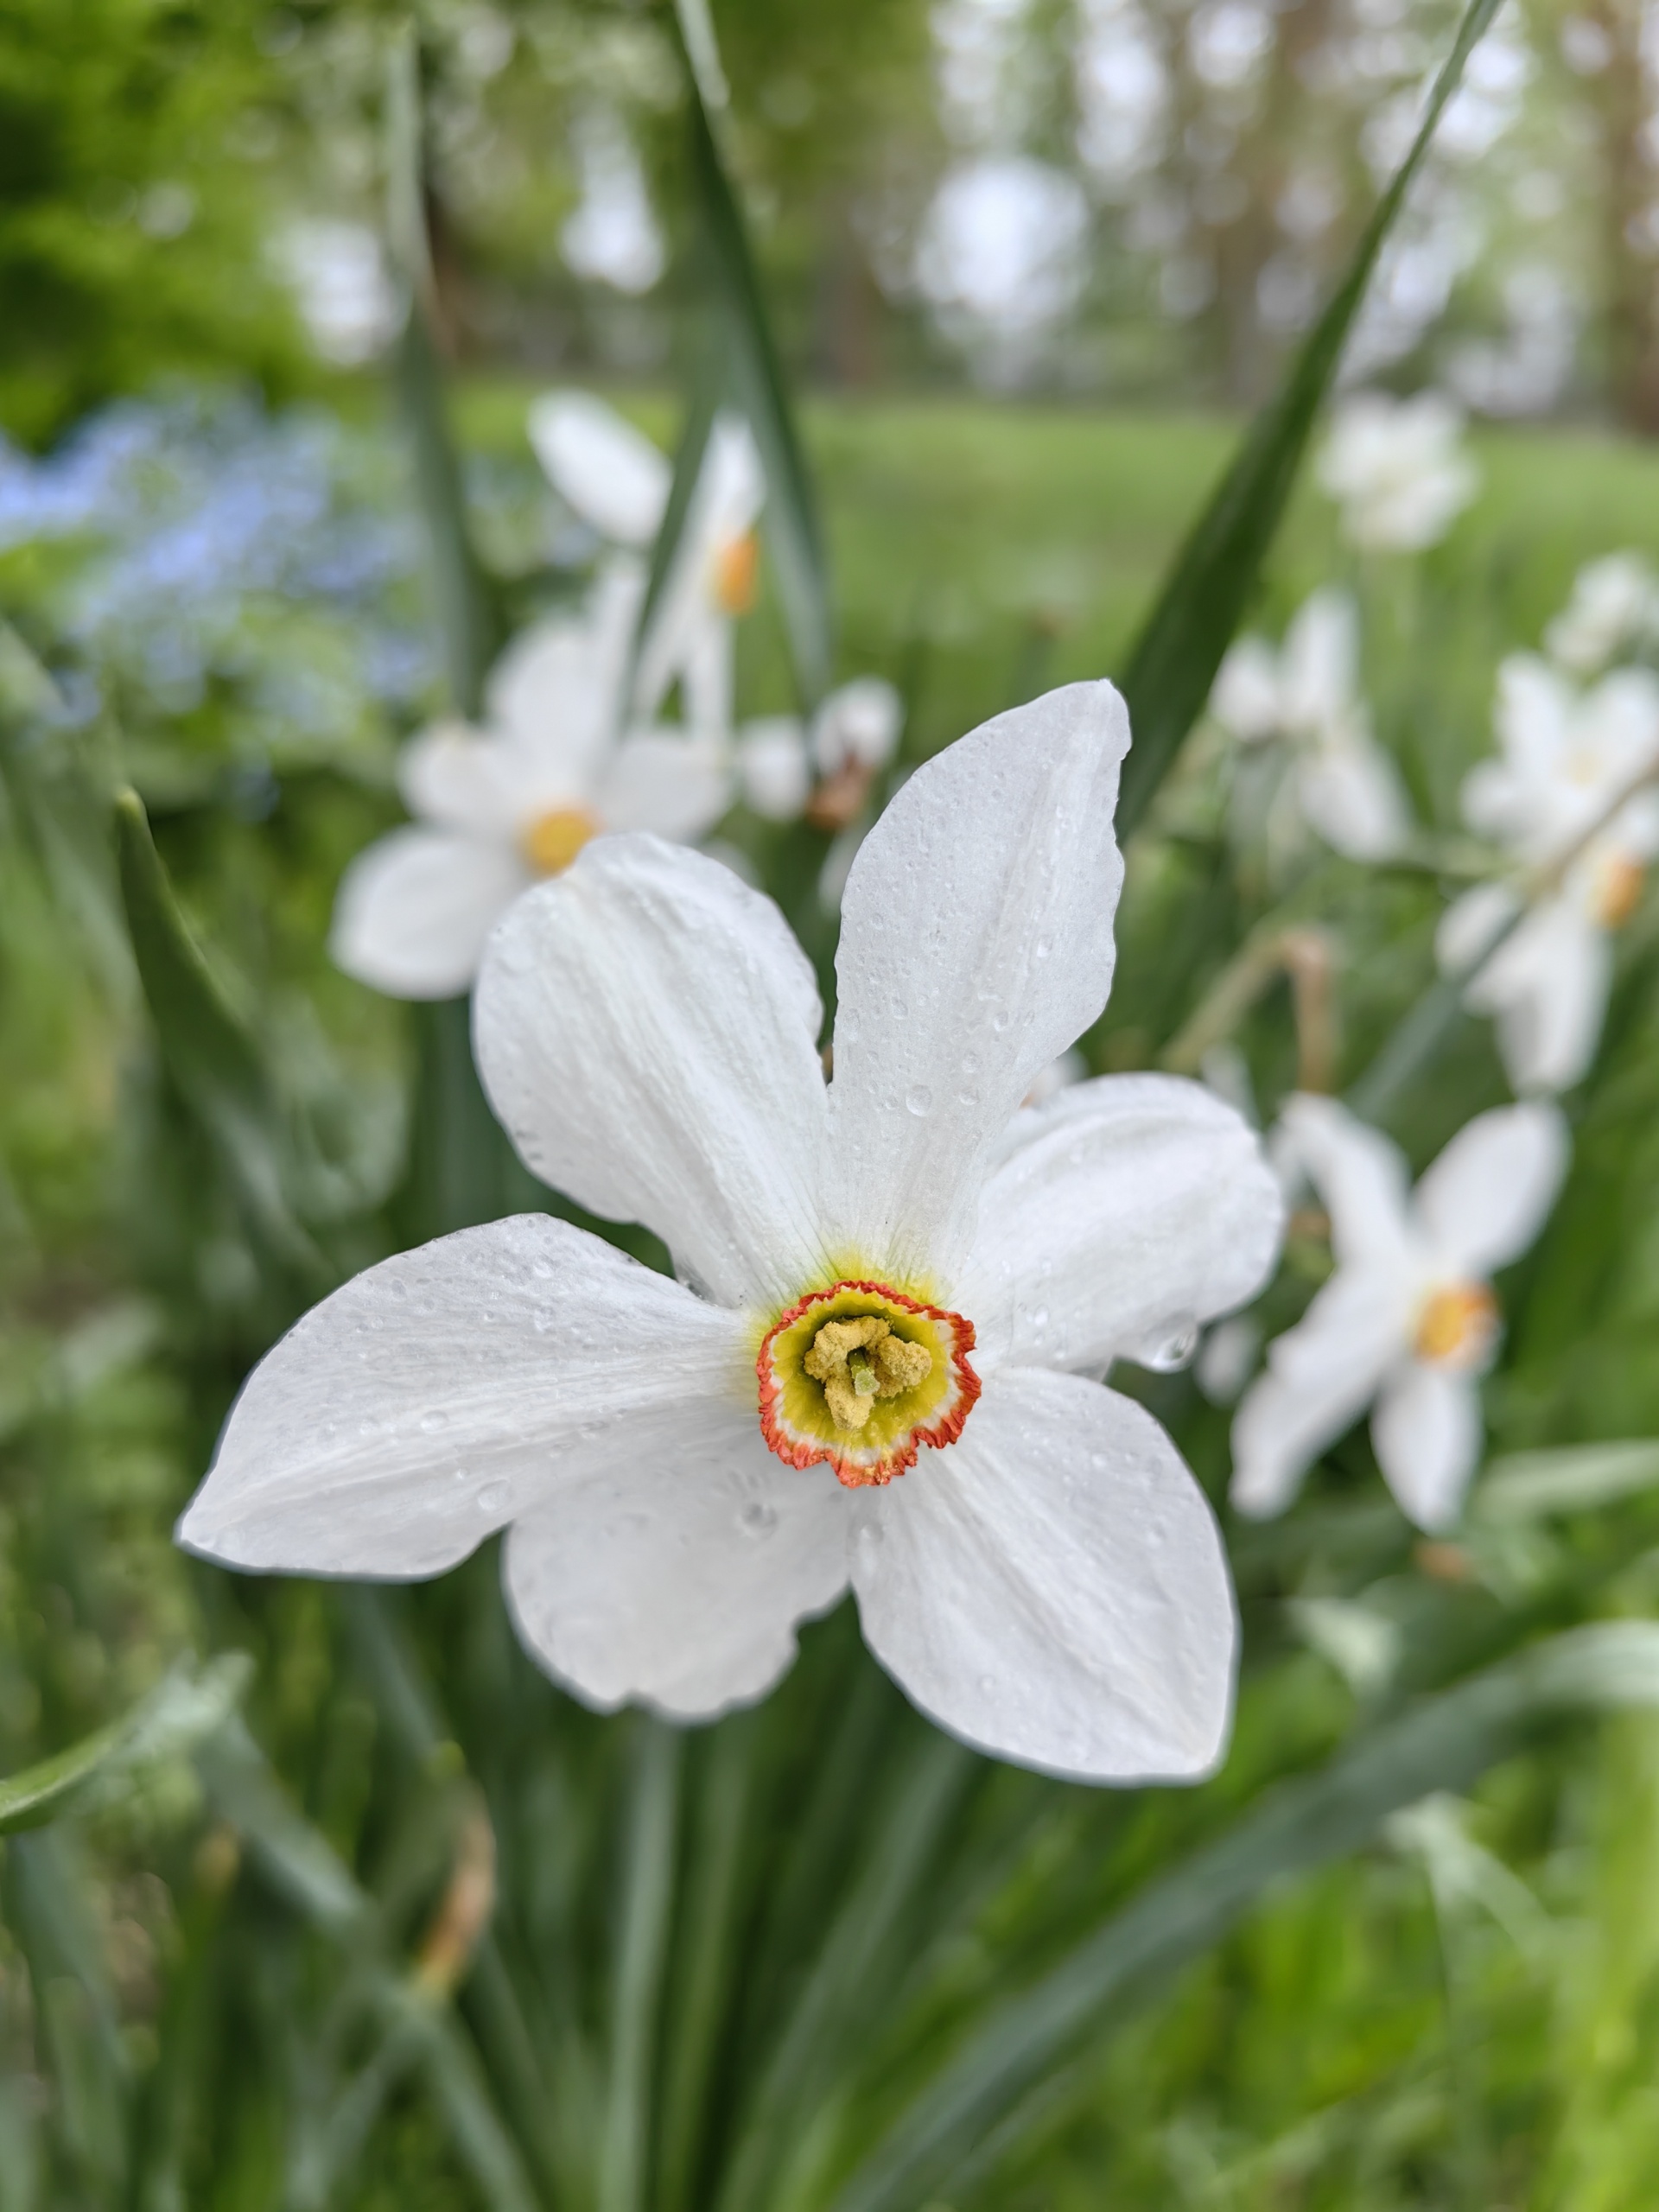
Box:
[113,789,327,1280]
[0,1656,250,1836]
[826,1623,1659,2212]
[1475,1440,1659,1522]
[1113,0,1503,840]
[385,23,499,718]
[673,11,833,709]
[601,1718,683,2212]
[626,356,721,712]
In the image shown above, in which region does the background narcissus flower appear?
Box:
[1210,587,1410,861]
[1231,1093,1567,1530]
[1317,391,1479,553]
[329,562,733,998]
[1437,653,1659,1093]
[181,686,1284,1784]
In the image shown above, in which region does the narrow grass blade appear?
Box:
[385,24,498,717]
[1114,0,1503,838]
[601,1718,683,2212]
[674,18,832,707]
[827,1623,1659,2212]
[0,1656,249,1835]
[114,790,327,1279]
[718,1734,973,2212]
[626,356,721,712]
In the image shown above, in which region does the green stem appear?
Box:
[600,1718,683,2212]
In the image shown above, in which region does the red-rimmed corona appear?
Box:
[757,1278,982,1486]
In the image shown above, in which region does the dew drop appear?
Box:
[957,1086,980,1108]
[906,1085,933,1117]
[477,1479,510,1516]
[960,1051,980,1075]
[1034,935,1053,961]
[738,1501,778,1538]
[992,1009,1011,1033]
[419,1409,449,1434]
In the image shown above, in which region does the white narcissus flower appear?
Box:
[1317,391,1478,553]
[1437,654,1659,1092]
[528,389,764,735]
[331,565,733,999]
[734,677,906,824]
[181,687,1286,1783]
[1231,1094,1567,1531]
[1545,552,1659,678]
[1211,588,1409,860]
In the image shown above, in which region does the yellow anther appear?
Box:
[804,1313,933,1432]
[713,530,760,615]
[1414,1281,1499,1370]
[522,805,600,877]
[1592,851,1644,930]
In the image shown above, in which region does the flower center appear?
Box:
[713,530,760,616]
[757,1278,980,1487]
[1591,850,1644,930]
[522,805,601,877]
[1413,1281,1499,1371]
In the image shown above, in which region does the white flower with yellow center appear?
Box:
[181,686,1284,1783]
[1231,1093,1567,1531]
[1437,654,1659,1093]
[1545,552,1659,678]
[331,566,733,999]
[1211,588,1409,860]
[1317,391,1478,554]
[529,390,764,735]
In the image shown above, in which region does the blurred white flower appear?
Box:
[330,564,731,998]
[1232,1093,1567,1529]
[528,392,765,734]
[275,220,398,367]
[560,108,665,296]
[736,678,906,823]
[1317,391,1478,552]
[735,716,813,821]
[1545,552,1659,677]
[1211,588,1410,859]
[812,675,903,778]
[183,686,1285,1783]
[1437,654,1659,1091]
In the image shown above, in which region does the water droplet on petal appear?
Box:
[906,1085,933,1117]
[477,1479,510,1516]
[738,1501,778,1537]
[419,1409,449,1434]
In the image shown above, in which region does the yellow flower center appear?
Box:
[521,806,600,877]
[803,1313,934,1430]
[713,530,760,616]
[757,1277,981,1487]
[1591,851,1644,930]
[1413,1281,1499,1371]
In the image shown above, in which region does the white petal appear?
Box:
[1488,901,1610,1093]
[1495,654,1574,784]
[1211,635,1281,741]
[1371,1362,1483,1530]
[1297,735,1409,860]
[1281,588,1358,731]
[474,836,831,1311]
[527,391,668,547]
[398,723,529,839]
[1277,1093,1414,1271]
[502,1402,848,1719]
[1413,1100,1568,1276]
[1230,1268,1411,1516]
[176,1215,748,1574]
[331,829,529,999]
[826,682,1130,1288]
[851,1367,1236,1782]
[597,731,734,842]
[957,1075,1284,1376]
[812,677,904,775]
[737,717,813,821]
[1437,880,1521,980]
[486,608,621,804]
